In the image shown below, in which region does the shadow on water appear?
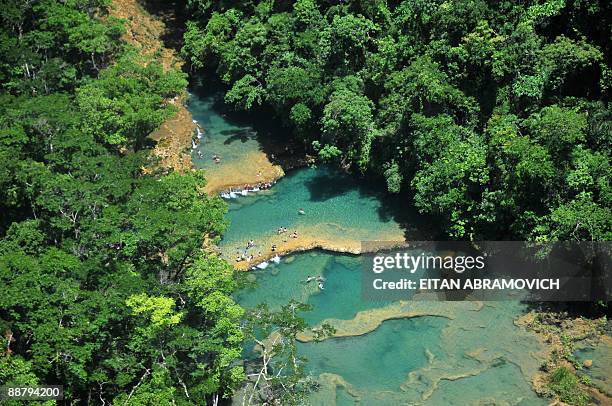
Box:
[303,166,440,242]
[222,130,255,145]
[303,170,357,202]
[189,77,440,242]
[189,77,307,170]
[383,191,443,241]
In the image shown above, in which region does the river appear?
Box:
[188,86,548,405]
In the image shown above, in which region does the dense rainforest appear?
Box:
[0,0,610,405]
[0,0,245,404]
[182,0,611,241]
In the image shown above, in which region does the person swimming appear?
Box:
[318,282,324,290]
[298,208,305,215]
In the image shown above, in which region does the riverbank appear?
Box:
[517,310,611,404]
[201,149,284,195]
[215,166,409,271]
[187,87,316,195]
[174,19,608,406]
[110,0,196,174]
[228,224,405,271]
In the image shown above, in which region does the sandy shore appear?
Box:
[202,149,285,195]
[109,0,181,71]
[148,102,195,173]
[224,223,406,271]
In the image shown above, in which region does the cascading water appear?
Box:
[187,88,548,405]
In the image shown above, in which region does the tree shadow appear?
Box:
[302,169,356,202]
[222,129,255,145]
[301,166,440,242]
[184,61,440,245]
[138,0,188,53]
[188,78,308,172]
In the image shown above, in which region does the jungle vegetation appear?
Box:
[0,1,245,403]
[183,0,611,241]
[1,0,610,404]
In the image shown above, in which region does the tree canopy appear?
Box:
[1,1,244,403]
[183,0,611,241]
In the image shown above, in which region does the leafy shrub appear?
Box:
[548,367,590,406]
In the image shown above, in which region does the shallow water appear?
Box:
[300,317,448,392]
[575,341,612,396]
[188,88,283,193]
[237,251,547,405]
[234,251,389,327]
[219,166,408,260]
[186,89,547,405]
[188,89,259,169]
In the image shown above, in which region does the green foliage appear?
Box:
[526,105,587,157]
[77,55,187,149]
[224,74,264,109]
[290,102,312,130]
[241,301,334,404]
[412,131,489,239]
[0,1,243,404]
[126,294,183,329]
[321,81,375,170]
[383,161,402,193]
[548,367,590,406]
[0,356,55,406]
[0,0,123,94]
[182,0,610,241]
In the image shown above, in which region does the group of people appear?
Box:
[235,239,263,263]
[194,150,221,163]
[221,181,276,199]
[229,181,275,194]
[277,227,299,241]
[234,210,304,264]
[305,275,326,290]
[252,181,274,190]
[270,229,297,251]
